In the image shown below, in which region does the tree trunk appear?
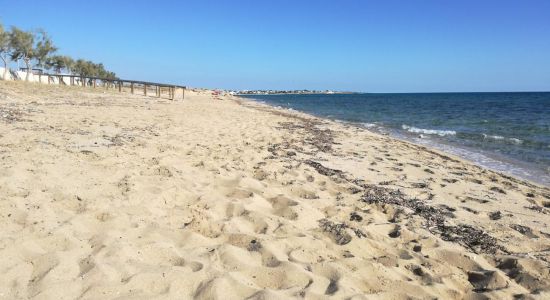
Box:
[0,55,7,80]
[24,59,31,81]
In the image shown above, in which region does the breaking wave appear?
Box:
[401,124,456,136]
[482,134,523,144]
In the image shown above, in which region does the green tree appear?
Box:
[46,55,73,74]
[34,29,57,69]
[0,23,11,80]
[104,71,117,80]
[3,24,116,82]
[72,59,88,76]
[45,55,64,73]
[9,27,57,81]
[62,56,75,74]
[9,27,35,81]
[72,59,117,79]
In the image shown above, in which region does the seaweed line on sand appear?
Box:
[265,109,505,254]
[304,159,504,254]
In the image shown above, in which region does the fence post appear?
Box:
[27,73,188,100]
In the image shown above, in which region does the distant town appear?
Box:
[232,89,354,95]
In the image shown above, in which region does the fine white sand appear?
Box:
[0,81,549,299]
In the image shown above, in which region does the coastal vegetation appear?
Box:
[0,22,116,81]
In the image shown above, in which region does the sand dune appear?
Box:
[0,81,549,299]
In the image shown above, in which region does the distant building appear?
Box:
[19,68,44,75]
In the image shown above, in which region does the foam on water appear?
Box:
[362,123,378,128]
[482,134,523,144]
[405,134,550,185]
[402,124,456,136]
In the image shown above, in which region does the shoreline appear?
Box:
[234,92,357,96]
[1,81,549,298]
[236,95,549,189]
[239,95,550,188]
[358,121,549,187]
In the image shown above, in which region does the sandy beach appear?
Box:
[0,80,549,299]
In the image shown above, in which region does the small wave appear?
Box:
[483,134,504,140]
[482,134,523,144]
[402,125,456,137]
[362,123,377,128]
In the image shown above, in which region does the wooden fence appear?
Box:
[37,73,186,100]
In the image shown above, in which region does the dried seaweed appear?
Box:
[361,184,503,254]
[277,120,335,154]
[510,224,538,238]
[439,224,502,254]
[262,100,508,255]
[0,106,24,123]
[524,205,549,214]
[319,219,352,245]
[305,160,344,178]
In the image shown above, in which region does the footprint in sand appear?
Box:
[226,188,254,199]
[268,195,299,220]
[28,253,60,294]
[309,264,342,296]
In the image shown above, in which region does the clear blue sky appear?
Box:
[1,0,549,92]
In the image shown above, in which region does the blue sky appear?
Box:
[1,0,549,92]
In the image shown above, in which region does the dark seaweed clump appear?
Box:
[361,184,503,254]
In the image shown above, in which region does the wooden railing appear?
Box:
[37,73,186,100]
